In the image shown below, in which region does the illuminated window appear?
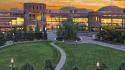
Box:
[11,17,24,25]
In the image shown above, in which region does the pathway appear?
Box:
[48,30,67,70]
[47,30,57,41]
[79,36,125,51]
[0,40,67,70]
[50,42,66,70]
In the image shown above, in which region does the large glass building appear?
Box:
[0,3,125,32]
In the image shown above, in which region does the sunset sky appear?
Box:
[0,0,125,10]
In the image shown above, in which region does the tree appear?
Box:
[72,65,79,70]
[21,63,34,70]
[43,25,47,40]
[97,26,125,43]
[100,63,107,70]
[45,59,54,70]
[35,22,43,40]
[0,32,6,46]
[119,63,125,70]
[57,18,78,40]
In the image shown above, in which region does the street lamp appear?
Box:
[75,40,78,47]
[96,62,100,70]
[12,33,15,43]
[62,39,64,43]
[54,38,56,42]
[9,58,16,70]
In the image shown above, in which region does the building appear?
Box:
[0,9,23,31]
[47,6,125,32]
[47,7,90,31]
[24,3,46,32]
[0,3,125,32]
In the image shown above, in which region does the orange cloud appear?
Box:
[0,0,125,10]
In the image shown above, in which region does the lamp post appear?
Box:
[9,58,16,70]
[12,33,15,44]
[96,62,100,70]
[75,40,78,47]
[62,39,64,43]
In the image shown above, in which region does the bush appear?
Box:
[21,63,34,70]
[0,33,6,46]
[72,65,79,70]
[35,32,43,40]
[119,63,125,70]
[25,32,35,41]
[45,59,54,70]
[97,27,125,43]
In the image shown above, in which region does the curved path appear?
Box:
[50,42,66,70]
[0,40,66,70]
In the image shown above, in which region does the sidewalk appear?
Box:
[79,36,125,51]
[50,42,66,70]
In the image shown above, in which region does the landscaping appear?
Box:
[97,26,125,44]
[56,42,125,70]
[0,41,59,70]
[57,18,79,41]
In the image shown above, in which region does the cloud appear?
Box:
[0,0,125,10]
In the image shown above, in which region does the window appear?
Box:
[33,5,35,10]
[37,6,39,10]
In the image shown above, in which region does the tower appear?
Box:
[24,3,46,32]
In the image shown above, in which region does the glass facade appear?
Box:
[101,19,123,26]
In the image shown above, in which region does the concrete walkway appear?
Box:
[47,30,57,41]
[0,41,14,49]
[79,36,125,51]
[50,42,66,70]
[0,40,45,49]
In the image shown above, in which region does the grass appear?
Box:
[0,41,59,70]
[56,42,125,70]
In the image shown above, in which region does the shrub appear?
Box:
[21,63,34,70]
[25,32,35,41]
[0,32,6,46]
[118,63,125,70]
[72,65,79,70]
[35,32,43,40]
[45,59,54,70]
[97,27,125,43]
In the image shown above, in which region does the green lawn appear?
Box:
[56,42,125,70]
[0,41,59,70]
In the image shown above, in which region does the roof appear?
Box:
[75,9,91,13]
[60,6,76,10]
[98,6,123,13]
